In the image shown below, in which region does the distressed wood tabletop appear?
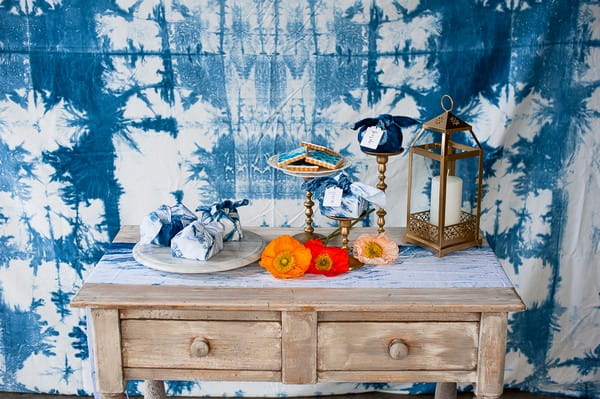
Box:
[71,226,524,312]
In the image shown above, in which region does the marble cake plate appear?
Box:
[268,154,352,178]
[132,231,265,274]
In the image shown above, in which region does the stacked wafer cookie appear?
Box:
[276,142,343,171]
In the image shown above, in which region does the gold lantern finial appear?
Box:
[404,95,483,257]
[441,94,454,111]
[422,95,472,133]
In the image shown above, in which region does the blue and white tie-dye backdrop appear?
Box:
[0,0,598,397]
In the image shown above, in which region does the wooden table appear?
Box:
[71,226,524,399]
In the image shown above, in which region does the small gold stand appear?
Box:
[293,178,325,244]
[364,150,404,233]
[327,215,364,270]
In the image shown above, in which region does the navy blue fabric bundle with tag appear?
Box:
[353,114,419,153]
[302,173,385,218]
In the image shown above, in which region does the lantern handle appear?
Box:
[441,94,454,112]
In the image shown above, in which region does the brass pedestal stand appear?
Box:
[293,182,325,244]
[267,153,352,243]
[364,150,403,233]
[327,215,364,270]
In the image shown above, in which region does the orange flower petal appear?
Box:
[293,245,312,268]
[273,235,299,253]
[259,235,311,278]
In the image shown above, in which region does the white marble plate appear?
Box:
[267,154,352,178]
[132,231,265,274]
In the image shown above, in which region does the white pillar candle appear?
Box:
[430,175,463,226]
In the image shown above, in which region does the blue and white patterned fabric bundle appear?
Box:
[171,220,225,261]
[140,200,249,260]
[352,114,419,153]
[303,173,386,218]
[139,203,197,246]
[197,199,249,241]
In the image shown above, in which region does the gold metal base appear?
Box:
[348,255,364,270]
[293,231,326,244]
[404,232,483,257]
[363,150,405,157]
[327,215,360,250]
[405,210,481,257]
[326,215,366,270]
[302,188,317,235]
[363,150,404,233]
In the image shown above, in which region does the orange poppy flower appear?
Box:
[304,239,350,277]
[353,233,399,265]
[259,235,311,278]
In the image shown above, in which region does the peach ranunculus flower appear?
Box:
[259,235,312,278]
[353,233,399,265]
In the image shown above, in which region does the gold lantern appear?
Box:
[404,95,483,257]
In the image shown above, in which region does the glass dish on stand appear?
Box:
[267,155,352,243]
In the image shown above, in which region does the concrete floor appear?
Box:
[0,390,569,399]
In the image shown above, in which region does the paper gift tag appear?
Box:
[323,187,343,207]
[360,126,385,149]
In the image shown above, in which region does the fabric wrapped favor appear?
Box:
[197,199,249,241]
[140,203,197,246]
[352,114,419,153]
[302,173,386,218]
[170,220,225,261]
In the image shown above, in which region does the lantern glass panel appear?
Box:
[452,146,480,217]
[408,147,437,217]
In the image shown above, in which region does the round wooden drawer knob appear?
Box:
[388,339,409,360]
[190,338,210,357]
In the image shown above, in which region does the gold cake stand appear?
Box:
[294,179,326,243]
[363,150,403,233]
[327,214,365,270]
[267,155,352,243]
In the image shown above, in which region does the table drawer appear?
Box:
[318,322,478,371]
[121,320,281,370]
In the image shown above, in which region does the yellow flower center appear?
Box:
[364,241,383,258]
[274,251,295,272]
[315,253,333,271]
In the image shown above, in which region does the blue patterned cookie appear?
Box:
[300,141,340,157]
[277,147,307,167]
[305,150,343,169]
[286,160,320,172]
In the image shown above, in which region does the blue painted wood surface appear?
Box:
[87,243,514,289]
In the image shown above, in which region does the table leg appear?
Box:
[91,310,126,399]
[435,382,457,399]
[99,394,126,399]
[475,312,508,399]
[144,380,166,399]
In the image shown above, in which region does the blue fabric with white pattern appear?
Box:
[0,0,598,397]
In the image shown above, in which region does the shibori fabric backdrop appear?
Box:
[0,0,598,397]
